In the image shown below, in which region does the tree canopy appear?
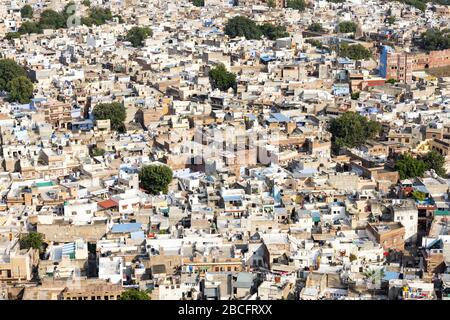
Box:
[81,7,115,26]
[418,28,450,51]
[6,76,34,103]
[139,164,173,195]
[286,0,306,10]
[39,9,66,29]
[0,59,28,91]
[20,5,33,19]
[394,150,446,179]
[328,112,380,154]
[19,232,44,250]
[308,22,325,33]
[395,154,426,180]
[92,102,126,132]
[338,44,371,60]
[224,16,289,40]
[125,26,153,47]
[119,289,151,300]
[259,23,289,40]
[208,64,237,92]
[192,0,205,6]
[224,16,262,40]
[337,21,357,33]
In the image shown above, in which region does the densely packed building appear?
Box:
[0,0,450,301]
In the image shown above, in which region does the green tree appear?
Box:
[18,21,42,34]
[139,164,173,194]
[418,28,450,51]
[338,43,371,60]
[338,21,357,33]
[192,0,205,6]
[82,7,114,26]
[259,23,289,40]
[224,16,262,40]
[286,0,306,10]
[92,102,126,132]
[308,22,325,33]
[328,112,380,154]
[420,150,446,177]
[39,9,66,29]
[267,0,275,7]
[412,190,426,202]
[19,232,44,250]
[208,64,237,92]
[6,76,34,103]
[82,0,91,6]
[92,147,106,157]
[5,32,21,40]
[394,154,426,180]
[119,289,151,300]
[0,59,28,91]
[20,5,33,19]
[386,78,397,84]
[125,26,153,47]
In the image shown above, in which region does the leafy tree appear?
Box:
[0,59,28,91]
[92,147,106,157]
[119,289,151,300]
[39,9,66,29]
[259,23,289,40]
[308,22,325,33]
[82,7,114,26]
[306,39,324,49]
[6,76,34,103]
[337,21,357,33]
[267,0,276,7]
[418,28,450,51]
[286,0,306,10]
[19,232,44,250]
[92,102,126,132]
[18,21,42,34]
[412,190,426,202]
[192,0,205,6]
[20,5,33,19]
[208,64,237,92]
[224,16,262,40]
[82,0,91,6]
[420,150,446,177]
[328,112,380,154]
[338,43,371,60]
[139,164,173,194]
[394,154,426,180]
[349,253,357,262]
[125,26,153,47]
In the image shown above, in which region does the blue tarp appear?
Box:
[111,223,142,233]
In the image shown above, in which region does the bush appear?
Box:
[139,164,173,195]
[209,64,237,92]
[125,26,153,47]
[92,102,126,132]
[351,92,360,100]
[92,147,106,157]
[328,112,380,154]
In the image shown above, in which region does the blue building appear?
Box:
[379,45,395,78]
